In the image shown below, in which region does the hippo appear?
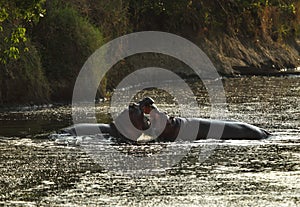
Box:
[60,102,270,143]
[148,108,271,142]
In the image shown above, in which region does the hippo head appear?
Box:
[128,103,150,130]
[114,103,150,140]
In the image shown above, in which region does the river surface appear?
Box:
[0,76,299,206]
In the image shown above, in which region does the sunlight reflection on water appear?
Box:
[0,76,299,206]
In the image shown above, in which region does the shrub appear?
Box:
[34,3,104,101]
[0,40,50,105]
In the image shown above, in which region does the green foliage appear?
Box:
[0,0,299,104]
[127,0,299,40]
[34,3,104,101]
[0,40,49,104]
[95,0,131,39]
[0,0,46,64]
[128,0,196,32]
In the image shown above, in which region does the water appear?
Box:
[0,76,299,206]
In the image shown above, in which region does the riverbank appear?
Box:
[0,71,300,109]
[197,36,300,75]
[0,0,299,105]
[104,35,300,89]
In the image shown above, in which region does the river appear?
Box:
[0,76,299,206]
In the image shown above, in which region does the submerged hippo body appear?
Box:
[59,123,134,143]
[60,103,150,143]
[196,118,270,139]
[60,123,111,136]
[148,109,270,142]
[152,117,270,142]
